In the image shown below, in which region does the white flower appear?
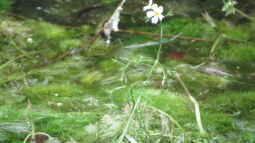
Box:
[56,102,63,107]
[36,7,42,10]
[27,38,33,43]
[146,4,164,24]
[143,0,153,11]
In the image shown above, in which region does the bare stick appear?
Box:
[175,73,207,135]
[117,29,209,42]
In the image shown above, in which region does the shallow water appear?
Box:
[1,0,255,142]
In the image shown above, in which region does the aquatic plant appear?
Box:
[222,0,237,16]
[0,0,12,11]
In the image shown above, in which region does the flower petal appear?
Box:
[148,0,153,5]
[151,16,159,24]
[157,6,164,13]
[151,4,158,11]
[143,5,151,11]
[158,15,164,21]
[146,11,155,18]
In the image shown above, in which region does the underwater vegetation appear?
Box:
[0,0,255,143]
[0,0,13,11]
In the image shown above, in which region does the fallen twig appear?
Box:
[124,33,181,49]
[175,73,207,136]
[117,29,210,42]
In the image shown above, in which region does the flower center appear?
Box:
[155,11,161,17]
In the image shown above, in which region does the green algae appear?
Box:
[220,43,255,73]
[218,22,251,41]
[0,0,12,11]
[205,91,255,118]
[81,70,104,86]
[22,84,84,102]
[0,106,99,142]
[102,0,118,5]
[28,21,71,40]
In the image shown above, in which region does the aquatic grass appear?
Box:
[218,22,251,41]
[205,91,255,117]
[160,17,216,38]
[0,105,100,142]
[112,88,190,126]
[171,64,230,94]
[117,91,141,143]
[219,43,255,73]
[0,0,13,11]
[94,87,189,143]
[26,21,70,40]
[22,84,84,104]
[0,18,94,85]
[202,111,234,133]
[224,43,255,63]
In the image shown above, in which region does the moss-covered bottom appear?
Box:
[0,11,255,143]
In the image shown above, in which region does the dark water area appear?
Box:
[12,0,116,26]
[11,0,255,25]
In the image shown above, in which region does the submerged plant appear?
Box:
[222,0,237,16]
[0,0,12,11]
[221,0,255,21]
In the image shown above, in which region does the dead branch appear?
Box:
[117,29,210,42]
[175,73,207,136]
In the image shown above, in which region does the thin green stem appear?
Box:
[149,24,163,76]
[117,94,141,143]
[236,9,255,22]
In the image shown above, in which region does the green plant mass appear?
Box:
[1,0,255,142]
[0,0,12,11]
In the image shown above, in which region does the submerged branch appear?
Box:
[117,29,210,42]
[175,73,207,136]
[236,9,255,22]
